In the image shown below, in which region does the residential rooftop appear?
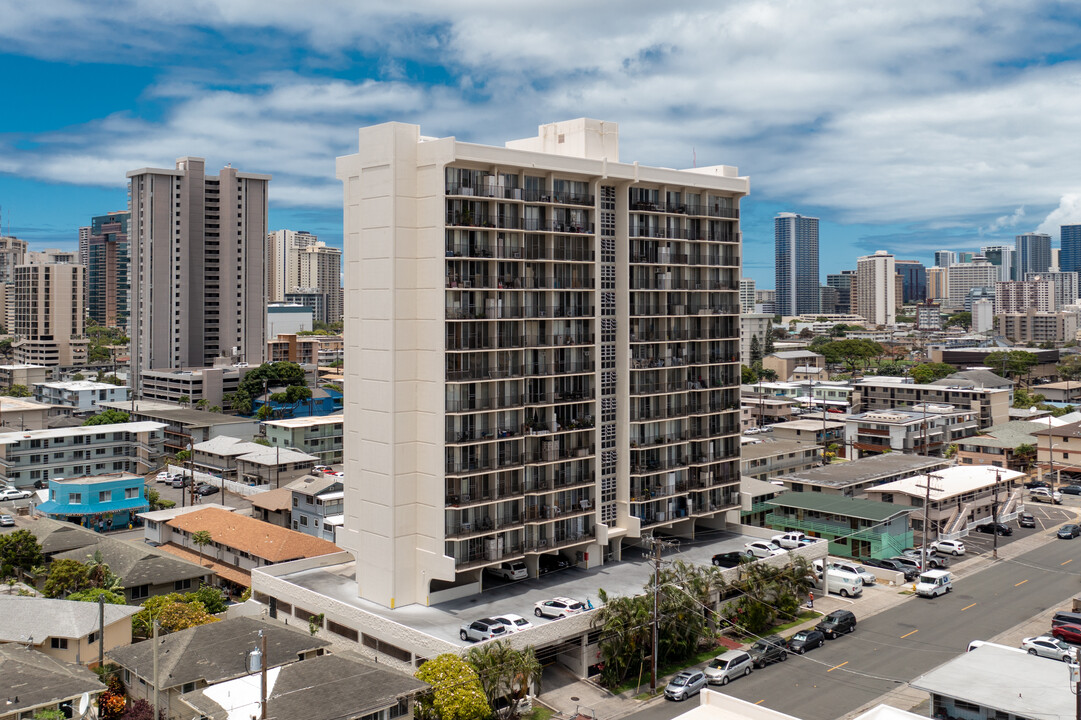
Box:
[287,474,342,496]
[0,595,139,644]
[775,453,949,489]
[51,534,208,588]
[958,420,1045,449]
[0,396,60,412]
[248,486,294,512]
[100,400,257,427]
[36,380,128,391]
[866,465,1024,502]
[767,492,912,522]
[740,439,821,461]
[768,351,823,359]
[237,447,320,466]
[740,475,789,499]
[263,414,344,429]
[165,507,340,562]
[50,472,143,486]
[930,369,1012,388]
[769,419,845,432]
[0,645,103,718]
[138,503,235,524]
[0,421,165,445]
[194,435,265,456]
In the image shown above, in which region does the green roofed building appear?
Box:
[766,492,912,560]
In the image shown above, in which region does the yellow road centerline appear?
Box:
[1063,559,1074,566]
[1015,579,1029,587]
[827,661,849,673]
[961,603,977,612]
[755,700,765,705]
[900,629,919,639]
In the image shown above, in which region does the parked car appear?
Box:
[537,554,571,575]
[748,635,788,668]
[1021,635,1074,662]
[156,472,179,483]
[32,479,49,490]
[929,539,966,556]
[863,557,919,581]
[1052,623,1081,645]
[0,488,31,502]
[313,465,332,474]
[829,560,877,586]
[196,484,220,497]
[711,550,755,568]
[1018,513,1037,528]
[491,614,533,633]
[0,514,14,527]
[816,609,857,639]
[459,618,508,642]
[891,555,924,574]
[664,670,707,701]
[703,650,753,685]
[1052,611,1081,628]
[171,476,193,489]
[915,570,953,598]
[771,531,809,549]
[1030,487,1063,504]
[786,629,825,654]
[1025,479,1049,489]
[487,561,528,581]
[974,522,1012,536]
[1059,524,1081,539]
[744,540,785,559]
[901,548,950,568]
[1060,485,1081,496]
[534,597,585,619]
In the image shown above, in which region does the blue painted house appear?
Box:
[36,473,149,532]
[252,387,343,419]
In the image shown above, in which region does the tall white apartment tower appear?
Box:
[267,229,319,302]
[127,158,270,392]
[337,119,747,608]
[739,277,756,313]
[855,251,896,326]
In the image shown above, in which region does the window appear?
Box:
[130,584,150,600]
[300,516,308,526]
[174,578,192,591]
[125,487,140,499]
[182,682,196,693]
[88,631,97,644]
[292,497,298,508]
[99,490,111,502]
[69,492,82,504]
[51,637,68,649]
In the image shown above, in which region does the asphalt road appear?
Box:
[625,530,1081,720]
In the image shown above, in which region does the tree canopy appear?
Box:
[909,362,956,384]
[414,654,491,720]
[984,350,1039,379]
[944,311,971,329]
[0,529,44,575]
[230,362,308,416]
[82,409,131,426]
[1058,355,1081,382]
[817,339,885,371]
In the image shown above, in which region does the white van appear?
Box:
[822,567,863,598]
[915,569,952,598]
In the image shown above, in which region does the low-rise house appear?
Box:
[0,363,50,389]
[864,465,1025,537]
[36,472,148,532]
[18,516,99,558]
[770,418,846,447]
[0,595,138,666]
[108,617,330,720]
[153,506,340,592]
[1034,380,1081,403]
[956,420,1045,471]
[192,435,268,482]
[741,393,797,429]
[740,438,821,482]
[766,492,913,560]
[33,380,128,414]
[736,476,788,527]
[0,645,104,720]
[911,643,1073,720]
[1036,419,1081,481]
[288,474,344,541]
[249,487,294,528]
[99,400,261,455]
[775,453,948,497]
[235,446,319,487]
[852,377,1011,429]
[49,534,212,604]
[762,351,824,381]
[180,651,428,720]
[264,414,344,464]
[0,422,165,489]
[252,386,343,419]
[844,403,979,458]
[0,395,63,430]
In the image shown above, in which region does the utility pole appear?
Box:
[98,595,105,667]
[152,620,159,720]
[647,534,676,693]
[915,472,942,574]
[992,469,1002,560]
[1073,646,1080,720]
[260,629,268,720]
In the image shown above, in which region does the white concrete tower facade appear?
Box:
[337,119,748,608]
[856,251,896,326]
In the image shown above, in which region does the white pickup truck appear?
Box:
[771,531,809,549]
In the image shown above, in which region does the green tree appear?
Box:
[84,550,123,593]
[178,394,191,406]
[798,327,815,339]
[0,529,44,574]
[71,372,86,381]
[764,320,776,353]
[758,367,778,382]
[82,409,130,426]
[42,558,92,598]
[414,654,491,720]
[465,641,542,720]
[819,339,884,372]
[985,350,1039,382]
[944,311,972,330]
[741,365,758,384]
[828,323,849,338]
[195,398,209,410]
[1012,387,1046,409]
[909,362,957,385]
[256,404,274,421]
[726,556,813,634]
[0,339,13,362]
[1,384,31,398]
[208,405,222,413]
[1014,443,1037,471]
[1058,355,1081,383]
[147,488,175,511]
[174,449,191,462]
[191,530,214,567]
[156,600,219,633]
[749,334,763,366]
[67,588,127,604]
[872,361,909,377]
[187,584,227,614]
[33,711,66,720]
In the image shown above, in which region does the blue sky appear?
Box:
[3,1,1081,287]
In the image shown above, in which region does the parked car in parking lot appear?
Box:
[863,557,919,581]
[537,554,571,575]
[171,476,193,489]
[929,539,965,556]
[703,650,753,685]
[1018,513,1037,528]
[816,609,857,639]
[0,488,31,502]
[1060,485,1081,496]
[771,531,809,549]
[975,521,1012,536]
[1059,524,1081,539]
[1025,479,1049,489]
[0,514,14,527]
[1030,487,1062,504]
[900,548,949,568]
[459,618,508,642]
[664,670,707,701]
[156,472,179,483]
[1052,623,1081,645]
[748,635,787,668]
[534,597,584,619]
[711,550,755,568]
[786,629,825,654]
[196,484,220,497]
[744,540,785,558]
[1021,635,1074,662]
[491,614,533,633]
[487,561,528,581]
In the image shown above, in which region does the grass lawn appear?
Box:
[732,610,822,643]
[526,707,555,720]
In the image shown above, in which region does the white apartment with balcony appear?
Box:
[33,380,129,414]
[327,118,747,609]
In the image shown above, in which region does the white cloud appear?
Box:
[982,206,1026,235]
[1036,194,1081,240]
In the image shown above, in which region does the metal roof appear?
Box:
[766,492,912,522]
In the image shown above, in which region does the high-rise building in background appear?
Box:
[268,230,343,324]
[1025,271,1079,311]
[86,211,131,331]
[739,277,756,313]
[12,262,88,366]
[947,258,998,309]
[819,285,839,314]
[856,251,896,326]
[894,260,927,303]
[926,266,948,301]
[267,229,318,302]
[972,299,994,333]
[336,118,747,608]
[127,157,270,393]
[980,245,1015,282]
[825,271,854,314]
[1061,225,1081,274]
[0,236,27,285]
[1052,248,1061,272]
[1015,232,1052,278]
[958,251,976,264]
[774,212,819,316]
[994,279,1053,314]
[25,249,77,265]
[78,226,90,267]
[934,250,956,268]
[755,288,776,315]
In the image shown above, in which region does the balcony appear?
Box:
[447,395,524,413]
[445,515,524,539]
[445,455,523,475]
[522,528,595,553]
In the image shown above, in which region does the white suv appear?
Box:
[534,597,584,619]
[1030,487,1062,504]
[930,539,966,556]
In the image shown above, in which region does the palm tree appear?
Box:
[465,641,542,719]
[592,589,652,688]
[191,530,214,567]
